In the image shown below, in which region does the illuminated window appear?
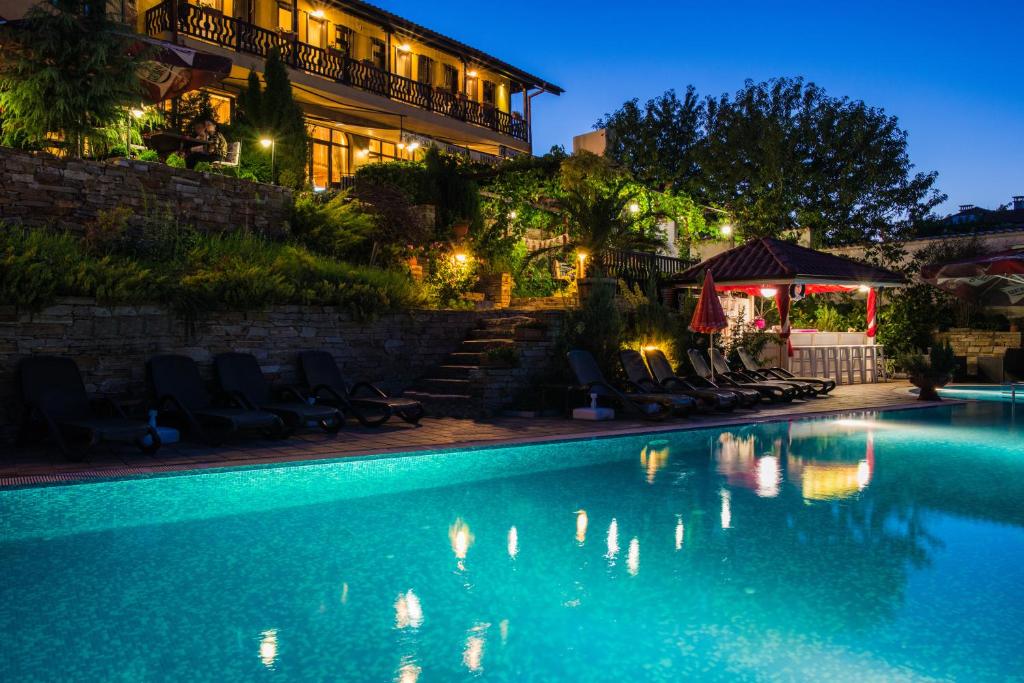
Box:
[277,2,292,31]
[370,38,385,70]
[442,64,458,94]
[333,25,353,54]
[395,50,412,78]
[308,125,350,188]
[208,93,233,125]
[306,12,325,48]
[482,81,496,107]
[465,74,478,100]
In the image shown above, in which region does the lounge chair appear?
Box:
[688,349,796,403]
[709,348,818,398]
[147,354,287,444]
[619,349,737,412]
[567,350,693,420]
[736,348,836,394]
[16,356,160,457]
[214,352,344,433]
[298,350,425,426]
[643,347,760,408]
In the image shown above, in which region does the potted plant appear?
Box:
[901,341,956,401]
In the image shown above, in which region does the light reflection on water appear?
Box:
[2,403,1024,681]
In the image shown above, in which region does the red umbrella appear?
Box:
[129,36,233,103]
[922,249,1024,309]
[690,270,728,380]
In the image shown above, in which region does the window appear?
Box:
[442,64,458,93]
[465,74,478,100]
[309,125,350,189]
[370,38,386,70]
[208,92,233,125]
[394,50,412,78]
[276,2,292,31]
[334,25,353,54]
[417,55,433,85]
[482,81,496,107]
[306,12,325,48]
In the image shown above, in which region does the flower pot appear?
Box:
[909,371,952,401]
[577,276,617,303]
[451,220,470,238]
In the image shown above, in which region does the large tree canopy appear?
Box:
[597,77,945,246]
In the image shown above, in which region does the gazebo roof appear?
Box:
[672,237,906,288]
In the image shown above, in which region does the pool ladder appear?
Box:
[1008,382,1024,416]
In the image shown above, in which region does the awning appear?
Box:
[922,249,1024,308]
[671,237,906,290]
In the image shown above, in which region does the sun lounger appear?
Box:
[16,356,160,457]
[298,350,425,426]
[688,349,796,402]
[709,348,817,398]
[214,352,344,433]
[567,350,693,419]
[643,348,760,408]
[148,354,286,444]
[619,349,737,411]
[736,348,836,394]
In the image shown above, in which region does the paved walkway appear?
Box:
[0,382,930,487]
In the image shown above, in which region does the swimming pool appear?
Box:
[2,403,1023,681]
[938,383,1024,402]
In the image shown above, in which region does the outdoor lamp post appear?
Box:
[260,137,276,181]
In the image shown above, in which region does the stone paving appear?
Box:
[0,382,930,487]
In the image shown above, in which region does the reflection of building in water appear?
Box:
[627,538,640,576]
[675,516,685,550]
[507,526,519,559]
[606,518,619,560]
[720,489,732,529]
[449,518,474,561]
[575,510,588,544]
[463,624,488,672]
[639,440,671,484]
[715,432,782,498]
[788,456,872,500]
[398,661,421,683]
[394,590,423,629]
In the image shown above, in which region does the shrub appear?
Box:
[354,160,432,204]
[166,152,186,169]
[193,161,212,173]
[138,149,160,162]
[426,250,478,306]
[560,283,624,380]
[290,191,377,261]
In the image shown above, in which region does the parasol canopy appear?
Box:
[129,35,232,103]
[689,270,728,334]
[921,249,1024,309]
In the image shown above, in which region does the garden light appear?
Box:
[454,253,468,263]
[467,69,478,77]
[759,287,778,298]
[309,9,325,18]
[628,202,640,214]
[406,142,420,152]
[720,223,733,237]
[858,284,871,293]
[259,137,276,180]
[508,210,518,219]
[397,43,411,52]
[130,108,144,119]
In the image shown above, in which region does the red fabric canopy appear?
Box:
[922,249,1024,308]
[129,36,233,102]
[690,270,728,334]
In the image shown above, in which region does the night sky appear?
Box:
[383,0,1023,215]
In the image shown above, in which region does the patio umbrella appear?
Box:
[866,288,878,338]
[689,270,728,380]
[129,35,233,103]
[922,249,1024,310]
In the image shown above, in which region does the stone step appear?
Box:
[448,352,485,365]
[460,338,515,351]
[431,364,479,379]
[479,315,535,329]
[401,390,482,419]
[467,328,514,340]
[413,377,481,397]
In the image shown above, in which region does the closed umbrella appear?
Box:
[690,270,729,381]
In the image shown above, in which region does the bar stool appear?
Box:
[863,345,880,383]
[822,346,840,384]
[851,345,867,384]
[837,346,855,385]
[810,346,828,378]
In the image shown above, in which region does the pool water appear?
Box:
[938,383,1024,402]
[2,403,1024,681]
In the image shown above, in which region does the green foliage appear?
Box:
[424,147,481,232]
[723,309,779,365]
[0,0,145,156]
[234,49,307,187]
[138,149,160,162]
[193,161,213,173]
[166,152,186,169]
[290,191,377,261]
[0,224,427,319]
[425,251,478,306]
[897,341,956,377]
[354,161,432,204]
[599,78,946,246]
[560,283,624,380]
[175,91,219,133]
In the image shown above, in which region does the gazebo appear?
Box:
[669,237,906,382]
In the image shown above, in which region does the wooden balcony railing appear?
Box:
[598,248,696,286]
[145,1,529,142]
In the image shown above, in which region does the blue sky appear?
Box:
[384,0,1023,215]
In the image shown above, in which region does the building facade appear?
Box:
[1,0,562,187]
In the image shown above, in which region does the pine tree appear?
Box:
[0,0,144,156]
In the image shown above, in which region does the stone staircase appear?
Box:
[403,316,536,418]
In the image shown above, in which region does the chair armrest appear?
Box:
[350,381,389,399]
[275,384,309,403]
[312,383,349,404]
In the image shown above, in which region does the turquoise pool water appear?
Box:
[2,403,1024,681]
[938,383,1024,402]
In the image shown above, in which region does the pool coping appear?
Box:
[0,396,966,490]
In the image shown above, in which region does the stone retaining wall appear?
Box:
[936,328,1022,373]
[0,146,291,235]
[0,299,554,438]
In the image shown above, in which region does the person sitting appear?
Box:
[185,120,227,169]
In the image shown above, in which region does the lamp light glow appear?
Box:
[454,253,468,263]
[858,284,871,293]
[759,287,778,298]
[259,138,273,148]
[466,69,478,77]
[406,142,420,152]
[720,223,733,237]
[628,202,641,214]
[309,8,325,18]
[397,43,411,52]
[130,108,145,119]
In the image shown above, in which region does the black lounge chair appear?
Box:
[619,349,737,412]
[16,356,160,457]
[148,354,287,444]
[736,348,836,394]
[214,352,344,434]
[709,348,817,398]
[567,350,693,420]
[644,347,760,408]
[688,349,796,403]
[298,350,425,427]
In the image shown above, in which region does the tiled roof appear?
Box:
[673,237,905,286]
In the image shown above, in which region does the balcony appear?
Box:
[144,1,529,142]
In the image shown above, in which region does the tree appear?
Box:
[0,0,143,156]
[234,49,307,186]
[598,78,946,246]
